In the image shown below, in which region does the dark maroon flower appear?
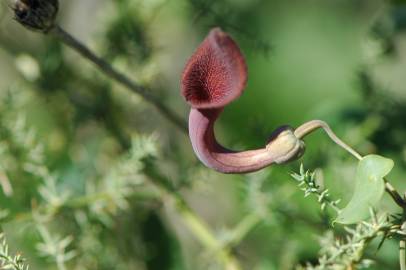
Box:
[181,28,305,174]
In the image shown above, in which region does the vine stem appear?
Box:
[401,239,406,270]
[294,120,362,161]
[49,25,188,133]
[401,193,406,270]
[401,221,406,270]
[399,192,406,270]
[294,120,406,209]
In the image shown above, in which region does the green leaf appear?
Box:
[335,154,394,225]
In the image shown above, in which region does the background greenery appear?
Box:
[0,0,406,269]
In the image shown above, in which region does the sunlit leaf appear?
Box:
[335,155,394,225]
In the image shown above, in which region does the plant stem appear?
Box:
[401,238,406,270]
[385,180,406,209]
[399,237,406,270]
[142,164,242,269]
[173,194,242,270]
[294,120,406,209]
[401,197,406,270]
[224,213,262,248]
[49,25,188,133]
[294,120,362,160]
[56,257,67,270]
[401,223,406,270]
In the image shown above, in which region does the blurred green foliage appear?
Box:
[1,0,406,269]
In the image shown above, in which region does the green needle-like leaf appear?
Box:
[335,155,394,225]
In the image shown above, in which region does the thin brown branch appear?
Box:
[385,180,406,209]
[50,24,188,133]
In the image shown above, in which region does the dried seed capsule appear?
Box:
[14,0,59,32]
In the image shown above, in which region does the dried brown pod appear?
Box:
[14,0,59,32]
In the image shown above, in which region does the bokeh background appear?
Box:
[0,0,406,269]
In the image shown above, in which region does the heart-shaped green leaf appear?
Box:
[335,154,394,225]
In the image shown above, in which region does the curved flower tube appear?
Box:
[181,28,305,173]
